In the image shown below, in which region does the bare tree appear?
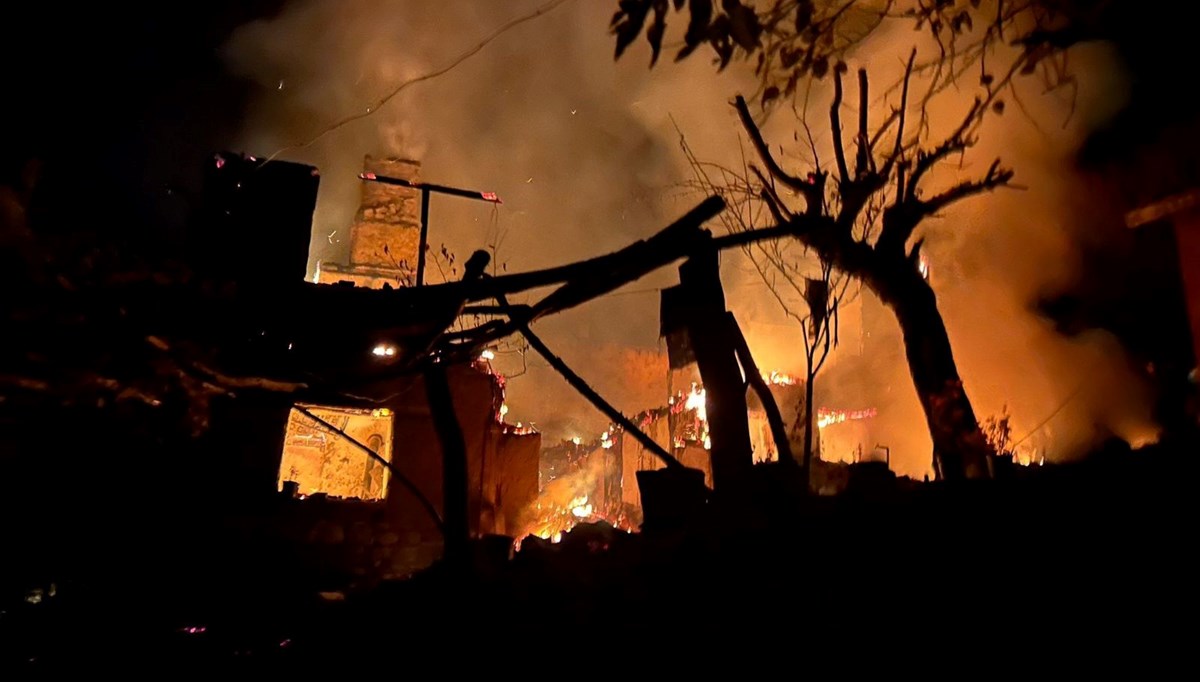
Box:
[725,52,1014,480]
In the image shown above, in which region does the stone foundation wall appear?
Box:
[315,262,410,289]
[276,496,443,583]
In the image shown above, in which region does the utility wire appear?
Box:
[1011,379,1088,448]
[265,0,575,162]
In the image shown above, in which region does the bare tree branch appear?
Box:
[883,47,917,182]
[734,95,824,215]
[906,97,982,201]
[855,68,873,177]
[750,165,795,223]
[919,158,1014,215]
[830,67,852,186]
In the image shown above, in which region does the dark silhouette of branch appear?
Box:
[728,312,795,466]
[733,95,823,214]
[906,97,983,200]
[749,165,794,223]
[830,67,851,185]
[884,48,918,184]
[919,159,1014,215]
[855,68,872,177]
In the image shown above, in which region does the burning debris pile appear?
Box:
[513,370,890,542]
[516,440,634,547]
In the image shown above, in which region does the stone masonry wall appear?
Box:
[349,156,422,270]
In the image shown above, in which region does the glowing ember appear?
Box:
[180,626,207,635]
[571,436,581,446]
[817,407,878,429]
[503,421,538,435]
[479,349,495,361]
[600,430,614,449]
[499,403,509,418]
[372,343,397,357]
[918,254,930,279]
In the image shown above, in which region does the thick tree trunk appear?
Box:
[873,266,992,480]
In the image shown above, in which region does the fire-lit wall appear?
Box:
[278,405,393,500]
[275,365,540,580]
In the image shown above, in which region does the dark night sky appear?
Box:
[3,3,288,239]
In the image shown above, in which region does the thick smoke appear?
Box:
[224,0,1158,477]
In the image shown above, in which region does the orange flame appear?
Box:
[514,495,632,550]
[816,407,878,429]
[761,370,797,386]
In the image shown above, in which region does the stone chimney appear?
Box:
[350,156,421,269]
[316,156,422,288]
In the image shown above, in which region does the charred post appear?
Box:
[678,244,753,491]
[424,364,470,567]
[728,313,796,466]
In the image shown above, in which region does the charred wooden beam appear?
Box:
[423,364,470,567]
[727,313,796,466]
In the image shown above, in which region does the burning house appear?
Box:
[262,155,893,548]
[203,153,542,580]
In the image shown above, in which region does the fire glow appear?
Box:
[684,384,707,421]
[761,370,797,386]
[817,407,878,429]
[679,384,710,449]
[515,496,631,550]
[517,376,881,548]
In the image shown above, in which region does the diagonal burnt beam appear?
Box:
[727,313,795,466]
[496,294,682,469]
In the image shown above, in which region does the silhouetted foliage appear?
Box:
[612,0,1115,111]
